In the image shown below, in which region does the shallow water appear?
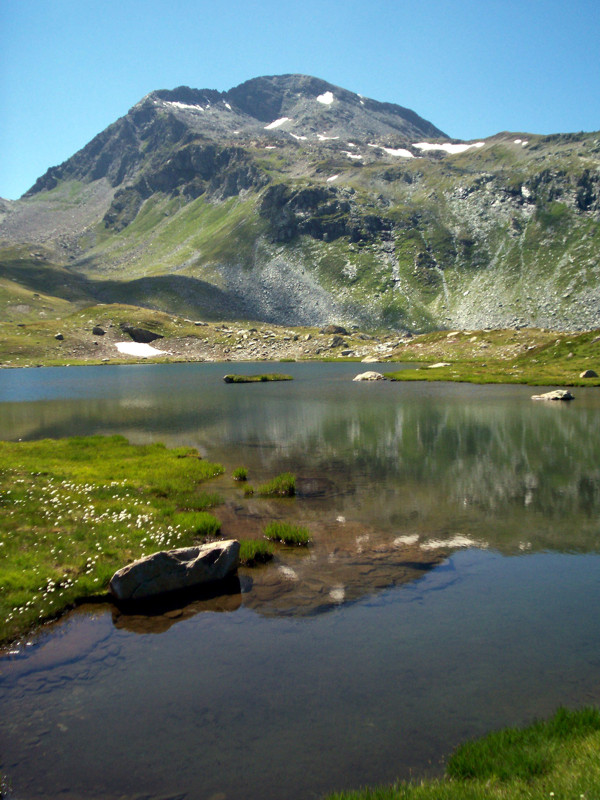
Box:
[1,363,600,799]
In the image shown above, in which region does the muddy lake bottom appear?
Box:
[1,362,600,799]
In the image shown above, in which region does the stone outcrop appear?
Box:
[109,540,240,601]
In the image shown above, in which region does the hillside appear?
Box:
[1,74,599,332]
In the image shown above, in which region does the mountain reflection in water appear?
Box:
[2,363,600,800]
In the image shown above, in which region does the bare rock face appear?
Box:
[531,389,574,401]
[353,371,385,381]
[109,540,240,601]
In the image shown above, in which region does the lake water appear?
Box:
[1,362,600,800]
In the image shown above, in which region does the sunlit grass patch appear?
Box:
[264,521,310,546]
[325,706,600,800]
[256,472,296,497]
[171,511,221,538]
[0,435,224,644]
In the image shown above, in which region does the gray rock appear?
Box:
[92,326,105,336]
[353,371,385,381]
[109,540,240,601]
[329,335,346,348]
[580,369,598,378]
[531,389,575,401]
[54,333,64,340]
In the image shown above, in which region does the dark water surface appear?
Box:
[1,363,600,800]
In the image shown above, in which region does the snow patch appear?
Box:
[264,117,291,130]
[327,174,339,182]
[347,142,357,147]
[164,101,204,112]
[317,91,334,105]
[514,138,522,144]
[224,102,232,110]
[522,140,529,146]
[317,134,340,141]
[115,342,167,358]
[289,132,308,141]
[413,141,485,155]
[382,147,414,158]
[343,151,363,159]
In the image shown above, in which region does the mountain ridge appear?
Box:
[1,74,599,333]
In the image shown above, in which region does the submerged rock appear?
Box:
[109,540,240,601]
[531,389,575,401]
[353,371,385,381]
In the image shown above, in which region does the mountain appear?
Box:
[1,74,599,332]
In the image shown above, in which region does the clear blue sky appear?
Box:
[1,0,599,199]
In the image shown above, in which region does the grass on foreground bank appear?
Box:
[325,706,600,800]
[0,435,225,645]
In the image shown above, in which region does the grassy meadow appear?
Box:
[0,435,225,644]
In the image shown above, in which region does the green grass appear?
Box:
[325,706,600,800]
[384,328,600,387]
[0,435,224,644]
[170,511,221,538]
[223,373,293,383]
[232,467,248,481]
[238,538,275,565]
[256,472,296,497]
[264,520,310,545]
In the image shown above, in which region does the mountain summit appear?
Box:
[1,75,599,331]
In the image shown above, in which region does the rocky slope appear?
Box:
[1,74,599,332]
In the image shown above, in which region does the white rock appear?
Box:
[531,390,574,401]
[353,371,385,381]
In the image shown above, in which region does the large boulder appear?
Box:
[580,369,598,378]
[120,324,164,343]
[353,371,386,381]
[109,540,240,601]
[531,389,574,401]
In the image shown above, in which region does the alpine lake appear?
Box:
[1,361,600,800]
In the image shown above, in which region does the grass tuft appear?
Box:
[264,521,310,546]
[233,467,248,481]
[256,473,296,497]
[223,373,293,383]
[239,539,275,565]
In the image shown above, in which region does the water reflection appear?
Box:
[2,364,600,799]
[111,575,243,634]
